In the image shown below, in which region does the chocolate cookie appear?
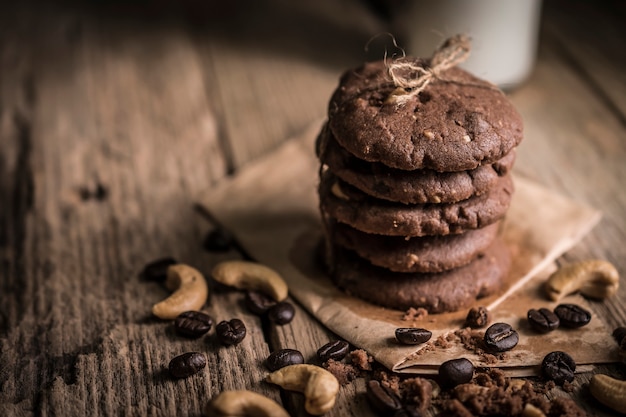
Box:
[326,239,510,313]
[327,60,523,172]
[316,124,516,204]
[319,171,514,237]
[325,216,501,273]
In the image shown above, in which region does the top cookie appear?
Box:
[328,59,523,172]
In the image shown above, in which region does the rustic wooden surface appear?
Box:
[1,0,625,416]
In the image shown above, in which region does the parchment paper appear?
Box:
[200,123,621,376]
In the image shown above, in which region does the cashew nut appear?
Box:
[544,260,619,301]
[266,364,339,415]
[211,260,288,302]
[331,182,350,200]
[152,264,208,319]
[205,390,290,417]
[589,373,626,414]
[521,403,547,417]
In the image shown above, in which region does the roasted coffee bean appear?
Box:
[438,358,474,389]
[541,351,576,385]
[484,322,519,352]
[168,352,206,379]
[527,308,560,333]
[612,326,626,344]
[554,303,591,328]
[395,328,432,345]
[317,340,350,362]
[174,311,214,338]
[266,349,304,371]
[202,227,234,252]
[464,306,491,329]
[245,291,277,315]
[141,257,176,281]
[268,301,295,325]
[367,380,403,413]
[216,319,246,345]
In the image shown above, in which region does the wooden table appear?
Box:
[1,0,625,415]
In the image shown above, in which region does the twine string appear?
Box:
[386,34,472,105]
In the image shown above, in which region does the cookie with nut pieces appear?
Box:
[327,60,523,172]
[325,238,510,313]
[316,123,516,204]
[324,216,501,273]
[319,170,513,237]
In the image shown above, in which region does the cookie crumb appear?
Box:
[322,359,359,385]
[454,328,483,351]
[374,370,401,393]
[453,328,507,363]
[349,349,373,371]
[561,380,575,393]
[540,380,556,394]
[403,307,429,321]
[434,332,456,349]
[464,306,491,328]
[436,368,586,417]
[405,342,435,359]
[400,377,432,411]
[548,397,586,417]
[442,398,474,417]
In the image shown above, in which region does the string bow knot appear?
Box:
[387,34,471,105]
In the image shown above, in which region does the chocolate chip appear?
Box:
[141,257,177,281]
[216,319,246,345]
[168,352,206,378]
[541,351,575,385]
[484,322,519,352]
[554,304,591,328]
[202,227,234,252]
[395,328,432,345]
[527,308,560,333]
[464,306,491,329]
[438,358,474,389]
[266,349,304,371]
[174,311,214,338]
[245,291,276,315]
[317,340,350,362]
[367,380,403,413]
[612,326,626,344]
[268,301,295,325]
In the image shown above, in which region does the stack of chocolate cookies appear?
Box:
[316,59,523,313]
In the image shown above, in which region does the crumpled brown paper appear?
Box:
[200,123,620,376]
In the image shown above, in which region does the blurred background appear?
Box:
[1,0,624,187]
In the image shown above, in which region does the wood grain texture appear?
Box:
[511,27,626,331]
[187,0,381,171]
[543,0,626,121]
[1,0,625,416]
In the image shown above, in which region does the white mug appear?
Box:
[392,0,543,89]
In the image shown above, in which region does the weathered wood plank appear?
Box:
[0,0,36,337]
[0,3,271,417]
[510,32,626,330]
[189,0,383,171]
[543,0,626,121]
